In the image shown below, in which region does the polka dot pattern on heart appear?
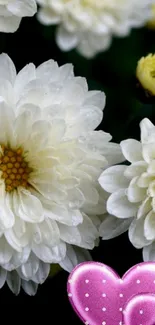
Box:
[67,262,155,325]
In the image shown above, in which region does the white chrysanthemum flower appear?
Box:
[0,53,123,295]
[37,0,154,58]
[0,0,37,33]
[99,118,155,262]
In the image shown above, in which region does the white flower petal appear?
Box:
[60,77,88,105]
[17,79,46,107]
[3,246,31,271]
[0,15,21,33]
[142,143,155,163]
[124,161,147,179]
[32,241,66,263]
[137,197,151,219]
[79,131,112,153]
[140,118,155,143]
[8,0,37,17]
[59,244,92,272]
[0,267,7,289]
[0,78,14,106]
[21,280,38,296]
[31,261,50,284]
[0,53,16,84]
[0,99,15,145]
[58,63,74,83]
[36,59,59,83]
[49,119,66,143]
[0,188,15,230]
[38,7,61,25]
[129,217,152,249]
[16,188,44,223]
[58,224,81,245]
[144,210,155,241]
[80,182,99,206]
[100,142,124,166]
[5,218,29,252]
[21,253,39,279]
[14,63,36,98]
[120,139,143,163]
[107,189,138,218]
[64,108,104,138]
[99,165,128,193]
[0,237,13,264]
[34,219,60,247]
[56,26,79,51]
[99,214,132,239]
[143,243,155,261]
[77,214,98,249]
[45,203,83,226]
[137,173,154,188]
[7,270,21,295]
[127,177,146,203]
[147,160,155,174]
[83,91,106,111]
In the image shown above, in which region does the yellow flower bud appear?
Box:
[136,54,155,96]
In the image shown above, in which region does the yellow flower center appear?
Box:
[0,146,32,192]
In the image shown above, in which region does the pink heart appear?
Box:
[124,293,155,325]
[67,262,155,325]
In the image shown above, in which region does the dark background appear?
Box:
[0,13,155,317]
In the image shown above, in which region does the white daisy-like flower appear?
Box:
[0,53,123,295]
[37,0,154,58]
[99,118,155,262]
[0,0,37,33]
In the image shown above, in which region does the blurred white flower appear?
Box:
[0,0,37,32]
[37,0,154,58]
[99,118,155,262]
[0,53,123,294]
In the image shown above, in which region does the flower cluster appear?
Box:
[0,53,123,294]
[0,0,155,298]
[99,118,155,262]
[37,0,154,57]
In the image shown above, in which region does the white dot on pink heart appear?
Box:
[102,307,106,311]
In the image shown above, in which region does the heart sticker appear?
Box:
[67,262,155,325]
